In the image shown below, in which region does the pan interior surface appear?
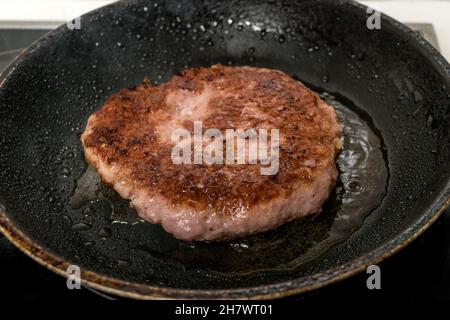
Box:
[0,0,449,298]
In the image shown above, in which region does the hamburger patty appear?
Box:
[81,65,343,241]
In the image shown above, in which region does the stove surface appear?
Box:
[0,26,448,301]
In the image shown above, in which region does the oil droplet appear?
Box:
[83,241,95,247]
[60,166,71,177]
[72,222,92,231]
[97,227,112,239]
[82,206,95,215]
[427,114,434,127]
[117,259,130,268]
[413,90,422,103]
[347,180,362,192]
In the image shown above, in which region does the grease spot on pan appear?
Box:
[68,89,388,275]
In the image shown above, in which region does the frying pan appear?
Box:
[0,0,449,299]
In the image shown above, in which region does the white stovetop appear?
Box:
[0,0,449,60]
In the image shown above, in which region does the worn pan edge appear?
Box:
[0,196,448,299]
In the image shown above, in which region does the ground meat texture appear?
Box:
[81,65,343,241]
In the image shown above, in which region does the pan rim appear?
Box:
[0,0,449,299]
[0,196,448,299]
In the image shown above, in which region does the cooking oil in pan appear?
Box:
[69,91,388,275]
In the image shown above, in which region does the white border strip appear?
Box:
[0,0,117,23]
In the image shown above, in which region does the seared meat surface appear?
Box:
[81,65,342,241]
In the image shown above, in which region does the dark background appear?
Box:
[1,210,449,301]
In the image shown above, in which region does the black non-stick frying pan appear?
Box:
[0,0,448,299]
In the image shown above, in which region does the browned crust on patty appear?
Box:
[82,65,342,216]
